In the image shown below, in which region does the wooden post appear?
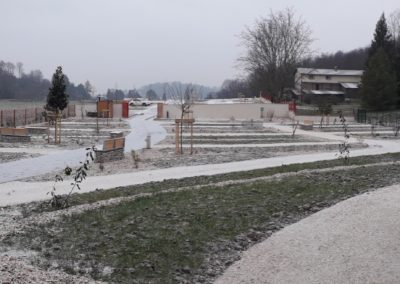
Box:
[47,113,50,143]
[54,116,57,143]
[0,110,2,127]
[175,120,180,154]
[190,121,193,155]
[58,113,61,143]
[175,118,195,155]
[13,109,16,128]
[96,101,99,135]
[24,109,27,126]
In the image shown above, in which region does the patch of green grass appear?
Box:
[16,161,400,283]
[61,152,400,208]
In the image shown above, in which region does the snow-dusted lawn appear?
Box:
[1,109,400,207]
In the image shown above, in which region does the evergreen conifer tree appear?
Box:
[369,13,394,58]
[46,66,68,113]
[360,48,398,110]
[360,14,399,110]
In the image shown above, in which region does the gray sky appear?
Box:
[1,0,399,93]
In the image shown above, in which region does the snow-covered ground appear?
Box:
[1,110,400,207]
[0,105,166,184]
[124,106,167,152]
[3,107,400,283]
[1,132,400,207]
[153,142,341,149]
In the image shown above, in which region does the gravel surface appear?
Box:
[0,254,102,283]
[0,152,40,164]
[215,183,400,284]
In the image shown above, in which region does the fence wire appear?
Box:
[0,105,75,127]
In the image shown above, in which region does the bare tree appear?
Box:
[166,83,200,154]
[5,62,15,75]
[16,62,23,78]
[84,80,94,97]
[239,8,313,100]
[389,9,400,44]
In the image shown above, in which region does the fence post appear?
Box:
[13,109,16,128]
[0,110,2,127]
[24,109,27,125]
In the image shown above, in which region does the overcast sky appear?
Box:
[1,0,399,93]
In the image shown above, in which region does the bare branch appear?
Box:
[239,8,313,98]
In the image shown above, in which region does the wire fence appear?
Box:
[356,109,400,127]
[0,105,75,127]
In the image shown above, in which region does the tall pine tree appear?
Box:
[360,48,397,110]
[46,66,68,113]
[369,13,394,58]
[360,13,398,110]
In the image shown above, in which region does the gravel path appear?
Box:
[215,183,400,284]
[0,255,102,283]
[0,106,166,183]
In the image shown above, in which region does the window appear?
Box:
[315,84,320,90]
[308,74,314,79]
[326,75,331,80]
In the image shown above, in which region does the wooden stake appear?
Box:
[175,120,180,154]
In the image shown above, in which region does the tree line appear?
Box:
[0,61,94,101]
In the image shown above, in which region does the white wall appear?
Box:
[113,103,122,118]
[75,102,97,119]
[163,103,290,120]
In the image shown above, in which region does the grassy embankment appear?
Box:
[9,152,400,283]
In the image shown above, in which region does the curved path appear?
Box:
[1,118,400,206]
[0,106,166,184]
[0,133,399,206]
[215,184,400,284]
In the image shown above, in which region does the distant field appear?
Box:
[0,100,46,110]
[0,100,83,110]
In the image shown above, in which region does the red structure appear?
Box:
[157,103,164,119]
[122,101,129,118]
[289,101,296,113]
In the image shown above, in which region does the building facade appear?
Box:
[294,68,363,103]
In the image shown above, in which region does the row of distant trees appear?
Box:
[105,88,160,101]
[107,81,215,101]
[0,61,94,101]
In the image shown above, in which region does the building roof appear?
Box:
[297,68,363,76]
[340,82,359,89]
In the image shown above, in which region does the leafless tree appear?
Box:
[166,83,201,154]
[389,9,400,44]
[16,62,23,78]
[5,62,15,75]
[239,8,313,99]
